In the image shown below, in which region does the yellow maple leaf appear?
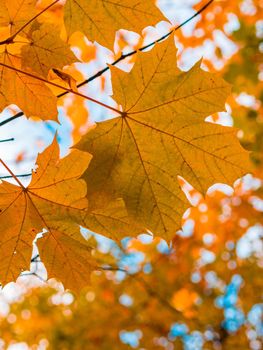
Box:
[21,23,78,77]
[83,198,144,241]
[0,52,58,120]
[0,138,92,290]
[64,0,165,48]
[76,37,251,239]
[0,0,37,37]
[0,138,142,290]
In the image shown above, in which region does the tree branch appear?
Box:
[0,61,122,115]
[0,111,24,127]
[21,271,47,283]
[31,254,40,263]
[0,173,31,179]
[58,0,214,96]
[0,137,14,142]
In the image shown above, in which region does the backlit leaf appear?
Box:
[0,138,93,290]
[21,23,77,77]
[0,0,37,36]
[0,52,58,120]
[64,0,165,47]
[76,38,251,239]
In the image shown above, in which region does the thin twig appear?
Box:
[0,112,24,127]
[0,173,31,179]
[21,271,47,283]
[59,0,214,95]
[31,254,40,263]
[0,0,214,128]
[0,62,122,115]
[0,137,14,142]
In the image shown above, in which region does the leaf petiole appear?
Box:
[0,158,26,188]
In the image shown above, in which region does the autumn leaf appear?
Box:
[64,0,165,47]
[38,225,96,292]
[0,138,93,289]
[0,52,58,120]
[0,0,37,37]
[0,137,142,290]
[21,23,77,77]
[83,198,144,241]
[50,68,78,92]
[76,38,251,239]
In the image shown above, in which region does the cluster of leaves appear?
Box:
[0,179,262,349]
[0,0,262,349]
[0,0,251,290]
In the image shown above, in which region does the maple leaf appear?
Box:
[38,226,96,292]
[0,138,93,289]
[0,0,36,36]
[0,138,142,289]
[0,52,58,120]
[76,38,251,239]
[83,198,144,241]
[21,23,78,77]
[64,0,165,48]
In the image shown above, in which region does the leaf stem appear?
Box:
[0,62,122,115]
[0,158,25,188]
